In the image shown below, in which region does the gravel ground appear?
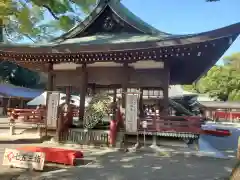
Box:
[19,150,237,180]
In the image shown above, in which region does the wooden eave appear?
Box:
[0,27,238,63]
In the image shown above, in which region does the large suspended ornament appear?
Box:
[83,93,112,129]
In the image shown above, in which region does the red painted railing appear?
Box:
[214,111,240,120]
[8,108,45,124]
[139,115,204,134]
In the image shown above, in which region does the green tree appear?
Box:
[183,53,240,101]
[0,0,97,42]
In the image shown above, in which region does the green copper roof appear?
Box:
[109,0,171,35]
[58,33,168,46]
[54,0,172,42]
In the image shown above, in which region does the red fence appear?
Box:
[214,111,240,121]
[8,108,45,124]
[139,115,204,134]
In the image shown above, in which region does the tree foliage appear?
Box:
[0,0,97,42]
[183,53,240,101]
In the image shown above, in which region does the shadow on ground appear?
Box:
[0,138,43,144]
[27,151,237,180]
[0,163,74,180]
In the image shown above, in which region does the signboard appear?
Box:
[125,93,138,133]
[46,92,60,128]
[142,121,148,129]
[2,148,45,171]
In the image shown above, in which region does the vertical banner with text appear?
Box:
[125,93,138,133]
[46,92,60,128]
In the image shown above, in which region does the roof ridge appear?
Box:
[53,0,109,42]
[52,0,173,43]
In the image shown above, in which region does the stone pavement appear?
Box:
[17,150,237,180]
[0,134,115,180]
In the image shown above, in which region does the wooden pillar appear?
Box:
[162,63,169,115]
[0,18,3,43]
[139,88,144,117]
[92,83,96,95]
[47,63,54,92]
[112,88,117,120]
[20,99,24,108]
[45,63,54,136]
[79,64,88,122]
[122,63,130,108]
[65,86,71,104]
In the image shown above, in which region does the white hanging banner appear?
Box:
[46,92,60,128]
[125,93,138,133]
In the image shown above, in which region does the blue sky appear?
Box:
[121,0,240,64]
